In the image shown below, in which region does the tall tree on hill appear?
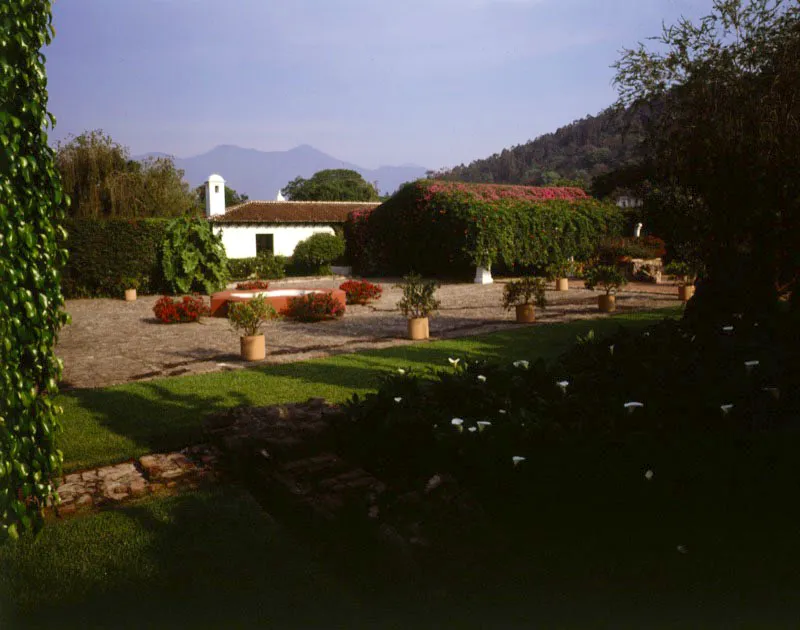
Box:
[613,0,800,315]
[56,131,197,218]
[282,169,380,201]
[432,108,648,186]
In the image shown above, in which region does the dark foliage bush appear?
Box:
[346,180,623,277]
[62,219,169,298]
[292,233,345,275]
[281,292,345,322]
[254,252,286,279]
[339,280,383,305]
[336,311,799,498]
[152,295,209,323]
[227,257,258,280]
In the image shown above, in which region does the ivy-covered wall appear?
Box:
[1,0,68,539]
[347,180,623,277]
[61,219,169,298]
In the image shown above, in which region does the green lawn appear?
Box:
[59,308,680,471]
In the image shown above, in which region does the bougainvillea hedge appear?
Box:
[345,180,623,277]
[61,218,169,298]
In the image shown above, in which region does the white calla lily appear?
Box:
[448,357,460,367]
[393,397,402,403]
[512,456,526,467]
[644,470,654,481]
[624,401,644,412]
[720,404,734,415]
[513,360,529,369]
[476,420,492,432]
[477,375,487,383]
[556,380,569,393]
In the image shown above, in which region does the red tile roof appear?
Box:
[210,201,381,224]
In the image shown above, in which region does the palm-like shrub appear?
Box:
[583,265,627,295]
[502,277,547,309]
[396,273,440,319]
[228,296,277,336]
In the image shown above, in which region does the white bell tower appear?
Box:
[205,174,226,217]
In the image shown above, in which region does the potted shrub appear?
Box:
[395,273,440,340]
[121,275,142,302]
[583,265,627,312]
[546,260,574,292]
[664,260,700,302]
[228,295,278,361]
[502,276,547,323]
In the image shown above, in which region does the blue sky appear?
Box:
[46,0,711,170]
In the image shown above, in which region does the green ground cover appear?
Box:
[58,308,679,472]
[4,306,800,628]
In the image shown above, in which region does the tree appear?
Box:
[1,0,68,539]
[193,184,249,212]
[56,130,197,218]
[613,0,800,314]
[282,169,380,201]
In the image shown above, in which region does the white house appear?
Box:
[204,174,380,259]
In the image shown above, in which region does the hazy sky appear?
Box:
[46,0,710,170]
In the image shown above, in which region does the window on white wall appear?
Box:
[256,233,274,255]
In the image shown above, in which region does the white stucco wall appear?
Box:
[213,224,336,258]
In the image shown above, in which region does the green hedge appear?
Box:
[346,180,623,277]
[62,219,169,297]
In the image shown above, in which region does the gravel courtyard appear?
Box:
[56,276,682,389]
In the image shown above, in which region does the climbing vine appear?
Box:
[0,0,69,540]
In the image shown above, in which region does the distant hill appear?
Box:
[434,106,649,187]
[135,144,427,199]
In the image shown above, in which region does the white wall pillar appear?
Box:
[474,265,493,285]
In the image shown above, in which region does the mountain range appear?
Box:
[136,144,428,200]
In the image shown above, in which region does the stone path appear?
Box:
[57,278,683,389]
[52,446,220,517]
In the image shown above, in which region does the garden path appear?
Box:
[56,277,681,389]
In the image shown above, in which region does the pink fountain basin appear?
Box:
[210,288,347,317]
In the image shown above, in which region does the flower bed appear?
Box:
[339,279,383,305]
[281,292,346,322]
[209,288,347,318]
[153,295,209,323]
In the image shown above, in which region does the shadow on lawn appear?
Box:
[59,308,682,470]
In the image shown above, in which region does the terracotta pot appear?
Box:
[515,304,536,323]
[407,317,429,340]
[678,285,695,302]
[556,278,569,292]
[598,294,616,312]
[240,335,266,361]
[124,288,137,302]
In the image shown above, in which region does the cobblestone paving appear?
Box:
[51,445,220,517]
